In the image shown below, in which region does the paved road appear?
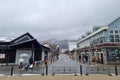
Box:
[1,54,89,75]
[1,75,120,80]
[3,54,117,75]
[48,54,91,74]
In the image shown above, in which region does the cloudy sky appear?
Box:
[0,0,120,40]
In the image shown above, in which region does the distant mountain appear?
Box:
[46,38,61,45]
[42,38,77,49]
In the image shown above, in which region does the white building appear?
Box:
[68,41,77,51]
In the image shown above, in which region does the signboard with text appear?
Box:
[0,54,5,59]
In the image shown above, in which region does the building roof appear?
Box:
[0,32,32,42]
[0,32,50,51]
[77,26,108,44]
[77,17,120,44]
[108,17,120,26]
[0,37,14,42]
[11,32,34,43]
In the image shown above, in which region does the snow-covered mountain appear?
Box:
[41,38,77,49]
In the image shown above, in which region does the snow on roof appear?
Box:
[0,36,14,42]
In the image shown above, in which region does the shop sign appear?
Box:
[0,54,5,59]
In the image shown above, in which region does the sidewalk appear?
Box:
[0,74,120,80]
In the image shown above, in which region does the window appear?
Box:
[115,30,118,34]
[110,39,114,42]
[119,30,120,33]
[102,37,106,42]
[115,35,119,42]
[97,38,99,44]
[115,39,119,42]
[108,49,120,60]
[110,35,114,42]
[100,38,102,43]
[110,35,114,38]
[115,35,119,38]
[110,30,113,34]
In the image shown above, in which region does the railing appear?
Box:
[0,65,45,76]
[86,66,111,75]
[0,65,120,76]
[52,66,77,75]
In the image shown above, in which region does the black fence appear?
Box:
[0,65,45,76]
[85,66,120,76]
[52,66,77,75]
[0,64,120,76]
[86,66,111,74]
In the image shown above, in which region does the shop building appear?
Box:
[77,17,120,64]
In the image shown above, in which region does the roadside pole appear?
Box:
[80,65,82,76]
[11,66,14,76]
[45,59,48,75]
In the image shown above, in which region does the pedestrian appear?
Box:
[82,54,85,63]
[29,56,33,64]
[29,56,34,69]
[19,62,23,70]
[18,59,24,75]
[79,55,81,62]
[85,55,88,63]
[18,58,24,70]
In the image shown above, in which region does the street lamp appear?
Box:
[88,47,91,65]
[77,45,81,62]
[114,49,118,76]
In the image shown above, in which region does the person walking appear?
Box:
[29,56,34,69]
[18,58,24,75]
[79,55,81,62]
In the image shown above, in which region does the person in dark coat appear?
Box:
[29,56,33,65]
[79,55,81,62]
[29,56,34,69]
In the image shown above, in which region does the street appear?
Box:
[0,54,119,76]
[48,54,90,75]
[0,54,90,75]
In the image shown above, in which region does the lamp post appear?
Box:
[77,45,81,62]
[114,49,118,76]
[88,48,91,65]
[77,45,83,75]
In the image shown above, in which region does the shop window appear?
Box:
[108,50,120,60]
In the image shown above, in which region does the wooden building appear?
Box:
[0,32,50,65]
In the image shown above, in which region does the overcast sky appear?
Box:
[0,0,120,40]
